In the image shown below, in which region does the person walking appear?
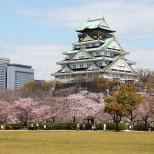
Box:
[1,125,4,131]
[36,123,39,131]
[82,122,86,130]
[31,123,34,131]
[92,123,97,131]
[76,123,80,131]
[44,124,46,130]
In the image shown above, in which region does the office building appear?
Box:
[7,64,34,90]
[0,57,10,90]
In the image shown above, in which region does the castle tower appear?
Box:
[52,17,138,83]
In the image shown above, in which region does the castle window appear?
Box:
[79,56,84,59]
[95,43,100,46]
[120,74,124,78]
[60,76,65,79]
[107,52,110,56]
[96,52,100,56]
[73,65,76,69]
[80,64,83,68]
[87,63,91,67]
[67,76,71,79]
[99,62,102,66]
[86,44,89,48]
[105,61,108,64]
[92,43,95,47]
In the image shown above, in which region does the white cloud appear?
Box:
[0,43,69,80]
[3,0,153,80]
[128,48,154,70]
[20,1,154,39]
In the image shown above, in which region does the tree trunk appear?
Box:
[144,120,148,131]
[130,113,134,130]
[52,117,55,123]
[115,114,121,131]
[73,116,76,123]
[115,121,119,131]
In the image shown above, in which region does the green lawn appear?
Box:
[0,131,154,154]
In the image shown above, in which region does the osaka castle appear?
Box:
[52,17,138,83]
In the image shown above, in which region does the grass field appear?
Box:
[0,131,154,154]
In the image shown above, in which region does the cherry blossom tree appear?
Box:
[32,105,51,123]
[138,94,154,130]
[13,98,51,126]
[49,90,109,123]
[0,101,13,124]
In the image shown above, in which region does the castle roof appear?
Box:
[76,17,116,32]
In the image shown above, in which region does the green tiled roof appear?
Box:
[66,37,113,54]
[73,39,104,45]
[126,59,136,65]
[57,56,114,65]
[76,18,116,32]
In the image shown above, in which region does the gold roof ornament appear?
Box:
[80,42,83,49]
[80,42,84,52]
[97,33,102,40]
[80,37,83,41]
[97,33,100,40]
[120,50,124,59]
[93,35,97,39]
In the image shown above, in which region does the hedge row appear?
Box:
[97,123,127,130]
[133,123,146,131]
[0,122,128,130]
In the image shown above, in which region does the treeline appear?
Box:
[0,69,153,131]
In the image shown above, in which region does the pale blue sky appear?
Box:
[0,0,154,80]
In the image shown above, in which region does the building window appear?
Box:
[73,65,76,69]
[60,76,65,79]
[87,63,91,67]
[105,61,108,64]
[69,55,73,59]
[107,52,110,56]
[79,56,84,59]
[94,73,100,77]
[99,62,102,66]
[67,75,71,79]
[95,43,100,46]
[120,74,124,78]
[80,64,83,68]
[96,52,100,56]
[86,44,89,48]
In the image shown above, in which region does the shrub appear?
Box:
[1,122,128,130]
[85,123,93,130]
[5,124,23,130]
[133,123,146,131]
[97,122,127,130]
[42,122,76,130]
